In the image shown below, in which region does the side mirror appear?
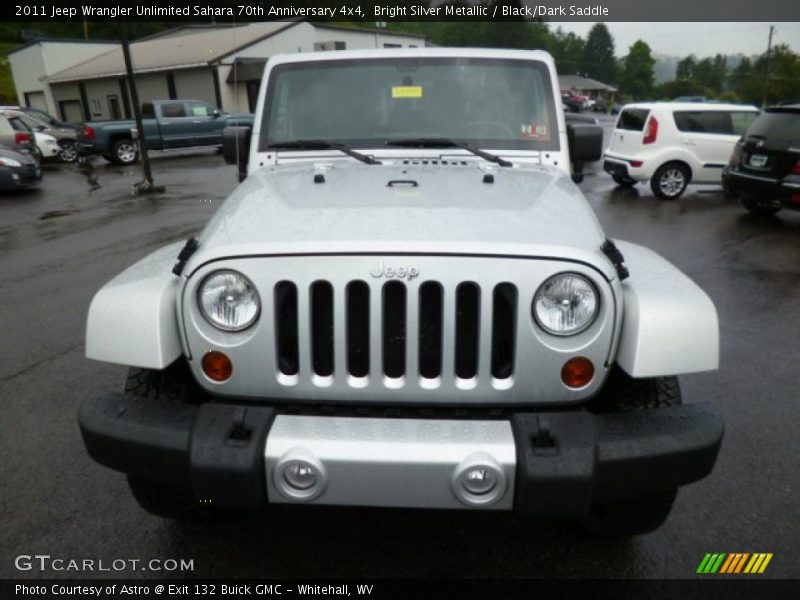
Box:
[223,125,251,182]
[567,123,603,184]
[212,109,221,118]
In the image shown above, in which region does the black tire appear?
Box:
[582,368,682,536]
[612,174,637,187]
[124,362,214,520]
[58,141,79,163]
[651,162,689,200]
[111,138,139,165]
[741,194,781,216]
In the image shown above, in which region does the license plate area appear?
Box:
[748,154,768,168]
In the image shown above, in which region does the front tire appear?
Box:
[111,138,139,165]
[124,362,213,520]
[741,194,781,216]
[58,141,78,163]
[651,163,689,199]
[583,369,682,536]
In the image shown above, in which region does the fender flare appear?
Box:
[615,241,719,377]
[85,242,184,369]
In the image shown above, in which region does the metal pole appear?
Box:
[122,23,162,194]
[761,25,775,109]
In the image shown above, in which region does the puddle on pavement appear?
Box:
[39,210,79,220]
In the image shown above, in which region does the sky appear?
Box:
[548,22,800,57]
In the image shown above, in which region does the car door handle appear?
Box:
[192,120,202,124]
[684,140,696,146]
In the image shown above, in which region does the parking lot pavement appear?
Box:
[1,143,798,580]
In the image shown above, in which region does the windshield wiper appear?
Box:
[266,140,381,165]
[385,138,512,167]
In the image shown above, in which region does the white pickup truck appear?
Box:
[79,48,723,536]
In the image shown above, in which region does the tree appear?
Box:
[582,23,616,84]
[552,27,585,74]
[620,40,655,100]
[676,55,697,80]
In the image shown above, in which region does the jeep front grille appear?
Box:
[184,255,616,405]
[274,279,517,386]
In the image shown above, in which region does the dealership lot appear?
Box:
[1,117,798,579]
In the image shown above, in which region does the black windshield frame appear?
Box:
[258,57,560,154]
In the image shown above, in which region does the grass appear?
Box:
[0,42,20,105]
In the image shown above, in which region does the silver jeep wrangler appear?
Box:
[80,49,723,535]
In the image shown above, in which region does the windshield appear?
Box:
[259,57,559,153]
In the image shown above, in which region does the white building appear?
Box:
[8,39,120,117]
[9,22,426,122]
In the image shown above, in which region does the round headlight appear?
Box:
[533,273,598,336]
[198,270,260,331]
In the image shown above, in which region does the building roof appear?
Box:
[559,75,618,93]
[44,21,301,83]
[44,22,427,84]
[8,38,118,57]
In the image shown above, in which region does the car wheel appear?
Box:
[651,163,689,199]
[582,368,682,536]
[111,139,139,165]
[612,174,637,187]
[123,362,214,521]
[58,141,78,163]
[741,195,781,216]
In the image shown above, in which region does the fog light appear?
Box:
[462,468,497,496]
[201,350,232,382]
[274,450,327,502]
[561,356,594,388]
[452,453,506,507]
[284,462,318,491]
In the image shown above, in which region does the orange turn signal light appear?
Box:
[561,357,594,388]
[202,351,233,382]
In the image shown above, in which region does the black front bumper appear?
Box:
[79,393,723,518]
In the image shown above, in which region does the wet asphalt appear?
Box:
[1,115,798,580]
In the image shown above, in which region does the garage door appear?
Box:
[24,91,47,111]
[59,100,84,123]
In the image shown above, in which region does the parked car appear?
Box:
[0,105,76,128]
[79,48,722,537]
[561,92,583,113]
[722,104,800,215]
[0,146,42,190]
[11,110,80,162]
[592,98,621,114]
[0,110,39,158]
[33,131,60,160]
[78,100,253,165]
[604,102,760,199]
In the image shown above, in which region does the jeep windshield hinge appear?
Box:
[172,237,199,276]
[601,239,630,281]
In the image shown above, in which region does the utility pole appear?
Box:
[121,23,163,195]
[761,25,775,109]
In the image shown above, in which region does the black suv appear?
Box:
[723,105,800,215]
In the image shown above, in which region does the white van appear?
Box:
[604,102,759,199]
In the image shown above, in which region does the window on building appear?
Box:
[384,44,401,48]
[314,41,346,51]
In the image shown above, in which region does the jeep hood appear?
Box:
[186,161,615,279]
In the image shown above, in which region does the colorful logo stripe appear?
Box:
[697,553,773,574]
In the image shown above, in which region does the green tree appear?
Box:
[551,27,585,74]
[675,55,697,80]
[620,40,655,100]
[581,23,616,83]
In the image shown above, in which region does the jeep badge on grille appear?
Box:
[370,262,420,281]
